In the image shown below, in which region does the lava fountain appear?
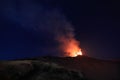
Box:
[64,38,82,57]
[57,36,82,57]
[52,10,82,57]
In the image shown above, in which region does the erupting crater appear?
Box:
[69,49,82,57]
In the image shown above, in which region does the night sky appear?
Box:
[0,0,120,60]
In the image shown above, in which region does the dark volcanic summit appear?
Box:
[0,56,120,80]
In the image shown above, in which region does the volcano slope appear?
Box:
[0,59,85,80]
[0,56,120,80]
[28,56,120,80]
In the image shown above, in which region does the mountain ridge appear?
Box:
[0,56,119,80]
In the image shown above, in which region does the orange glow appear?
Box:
[70,49,82,57]
[57,35,82,57]
[60,38,82,57]
[66,42,83,57]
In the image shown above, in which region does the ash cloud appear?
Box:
[0,0,80,58]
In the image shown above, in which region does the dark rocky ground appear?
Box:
[0,56,120,80]
[0,60,85,80]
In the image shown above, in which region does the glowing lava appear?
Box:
[69,49,82,57]
[73,50,82,57]
[57,35,82,57]
[63,39,83,57]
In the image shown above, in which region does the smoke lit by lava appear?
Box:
[57,35,82,57]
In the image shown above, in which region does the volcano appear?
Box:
[0,56,119,80]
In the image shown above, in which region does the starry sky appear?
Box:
[0,0,120,60]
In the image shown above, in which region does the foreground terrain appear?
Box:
[0,56,119,80]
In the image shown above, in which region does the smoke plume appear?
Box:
[45,10,81,56]
[1,0,81,57]
[29,8,81,56]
